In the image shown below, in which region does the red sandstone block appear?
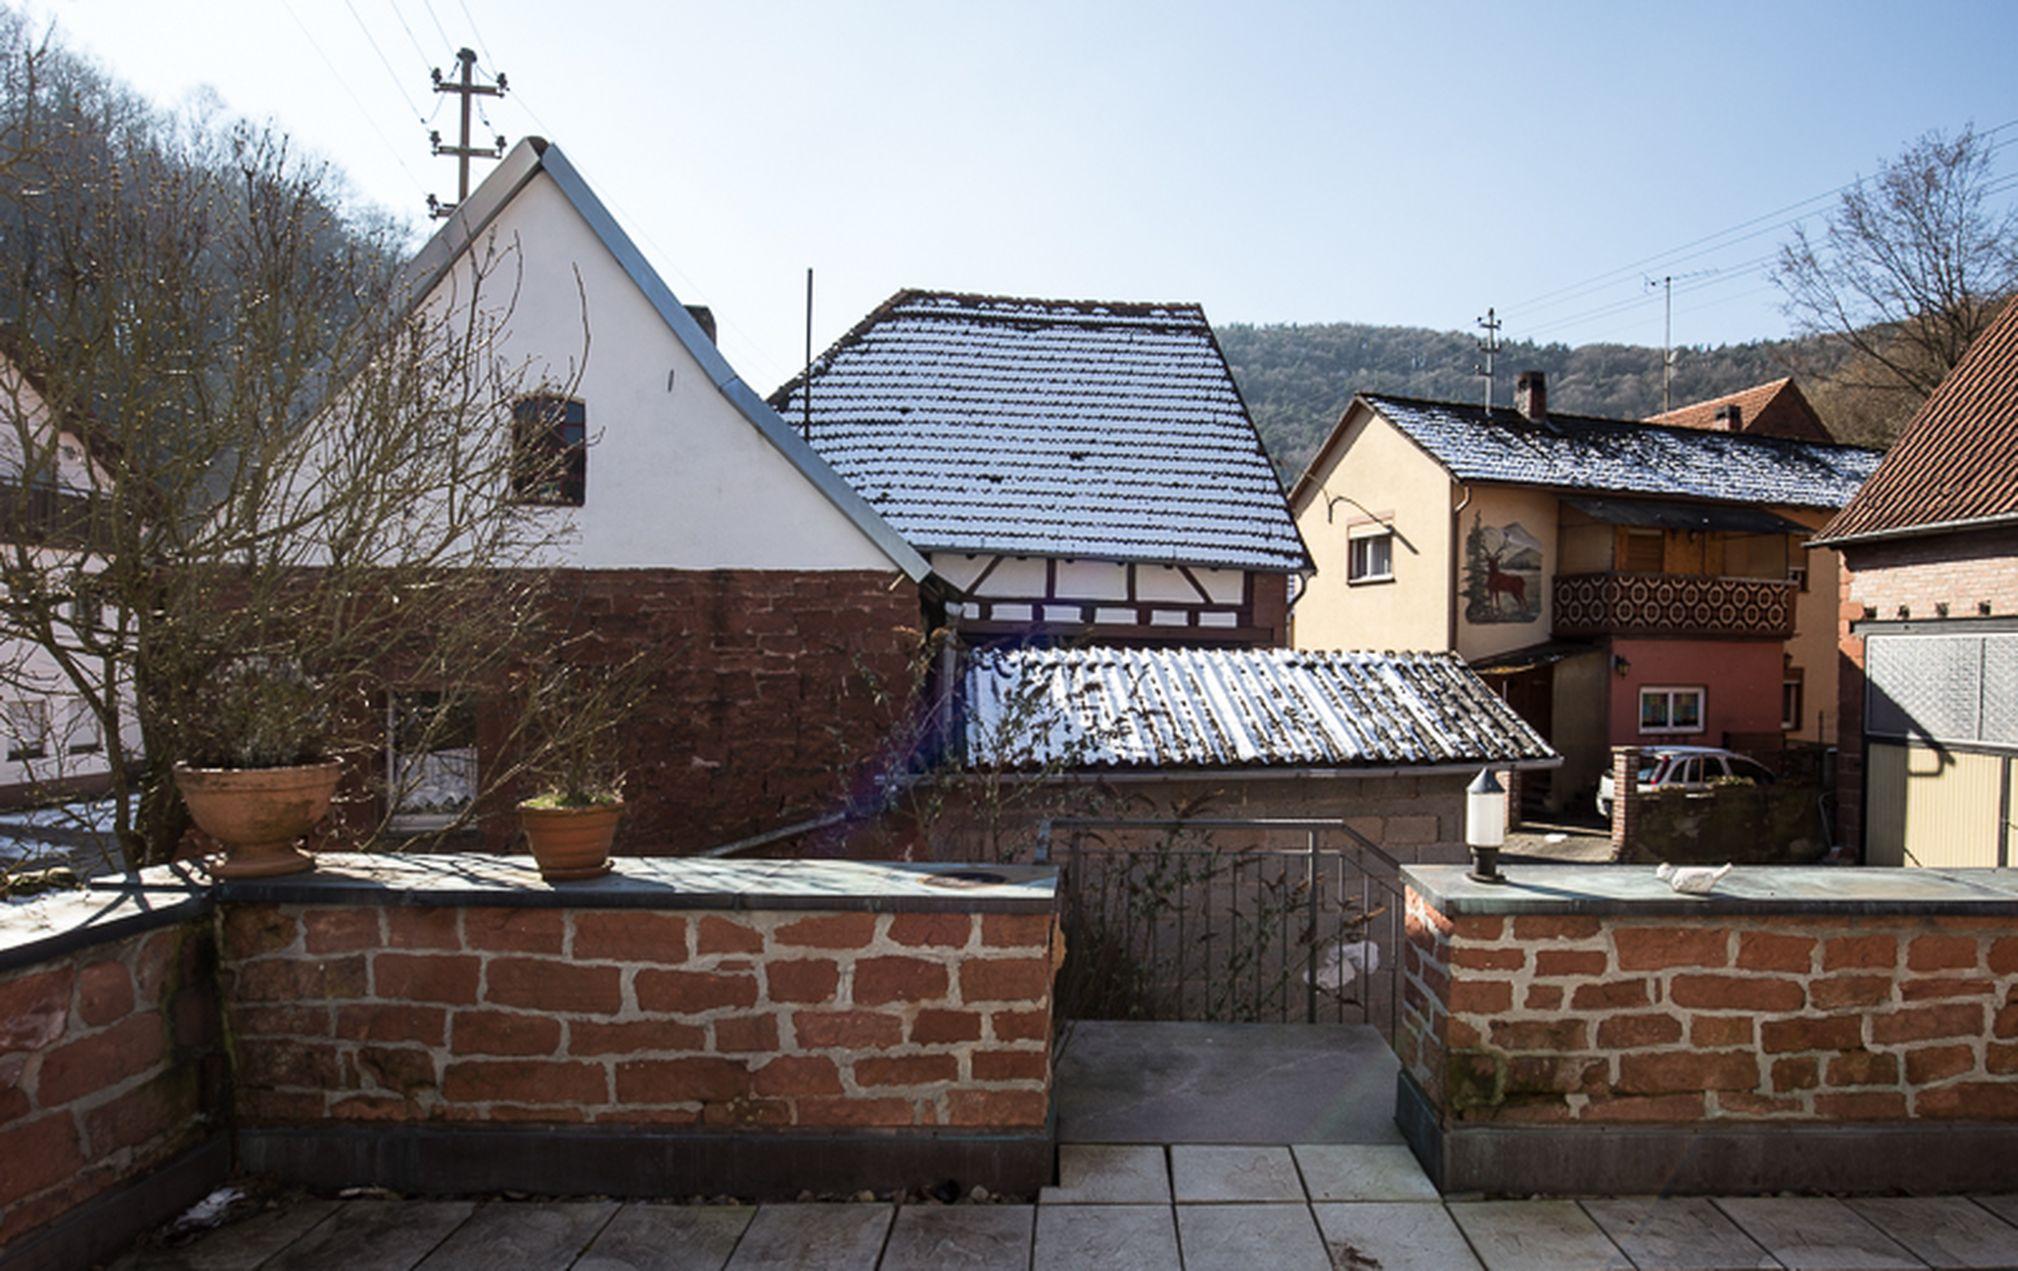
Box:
[1452,917,1505,941]
[1771,1057,1819,1091]
[1451,946,1525,971]
[1916,1082,2018,1120]
[765,960,840,1004]
[1533,949,1608,978]
[1998,1004,2018,1039]
[1505,1055,1607,1097]
[38,1012,166,1106]
[1736,932,1815,974]
[1489,1019,1588,1051]
[990,1011,1048,1044]
[444,1059,608,1106]
[452,1010,563,1057]
[1447,980,1514,1013]
[75,960,134,1029]
[1690,1016,1755,1048]
[855,957,951,1005]
[1901,977,1993,1001]
[1814,1091,1909,1119]
[1822,936,1898,971]
[1988,938,2018,975]
[974,1050,1048,1082]
[236,1089,325,1123]
[614,1058,748,1104]
[980,914,1052,949]
[384,907,461,950]
[373,954,480,1006]
[775,915,876,949]
[752,1056,842,1097]
[855,1054,958,1087]
[1716,1091,1806,1117]
[329,1095,411,1122]
[1447,1019,1483,1050]
[947,1089,1047,1127]
[911,1010,983,1045]
[1617,1050,1759,1094]
[1615,927,1729,971]
[569,1019,705,1056]
[1870,1002,1984,1045]
[354,1046,438,1095]
[1824,1050,1899,1087]
[1669,975,1805,1012]
[82,1069,192,1156]
[489,958,624,1015]
[957,958,1050,1004]
[449,1102,588,1124]
[793,1011,903,1049]
[219,907,298,959]
[1903,1044,1975,1085]
[1525,985,1564,1010]
[713,1014,779,1053]
[234,956,369,1004]
[0,1113,84,1208]
[1510,916,1599,940]
[303,909,382,955]
[697,917,765,956]
[573,913,688,964]
[1597,1012,1682,1049]
[634,969,757,1015]
[795,1097,915,1127]
[1760,1015,1862,1054]
[464,909,566,955]
[1988,1043,2018,1074]
[238,1041,343,1091]
[1811,976,1893,1010]
[1580,1093,1707,1123]
[887,914,973,948]
[333,1005,443,1046]
[1907,935,1980,973]
[1570,979,1652,1011]
[702,1098,791,1128]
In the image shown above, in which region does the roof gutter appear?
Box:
[1810,510,2018,550]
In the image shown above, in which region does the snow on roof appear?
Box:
[959,646,1556,771]
[771,292,1309,572]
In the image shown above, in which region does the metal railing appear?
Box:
[1038,817,1405,1037]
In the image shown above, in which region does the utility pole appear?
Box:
[1475,308,1503,412]
[803,268,815,441]
[1647,275,1674,414]
[427,48,507,219]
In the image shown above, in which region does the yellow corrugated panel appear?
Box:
[1866,742,2005,868]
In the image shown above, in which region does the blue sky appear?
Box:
[28,0,2018,389]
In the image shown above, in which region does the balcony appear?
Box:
[1552,570,1796,639]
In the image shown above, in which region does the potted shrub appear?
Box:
[172,658,341,879]
[516,660,641,881]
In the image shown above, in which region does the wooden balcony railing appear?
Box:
[1552,571,1796,639]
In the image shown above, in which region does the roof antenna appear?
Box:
[802,266,814,441]
[1475,307,1502,412]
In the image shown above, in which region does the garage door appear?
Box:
[1863,633,2017,868]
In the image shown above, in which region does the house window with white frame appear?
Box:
[1347,526,1394,583]
[4,699,50,761]
[63,697,101,755]
[1638,685,1705,735]
[1781,676,1804,732]
[387,692,477,832]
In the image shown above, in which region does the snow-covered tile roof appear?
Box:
[770,292,1310,571]
[959,646,1555,771]
[1366,394,1881,509]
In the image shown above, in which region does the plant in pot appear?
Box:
[516,660,642,882]
[172,657,342,879]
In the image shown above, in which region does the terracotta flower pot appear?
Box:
[172,760,343,879]
[518,800,622,881]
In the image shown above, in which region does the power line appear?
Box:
[278,0,430,197]
[457,0,498,69]
[343,0,428,122]
[416,0,455,50]
[387,0,439,73]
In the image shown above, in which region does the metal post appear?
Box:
[1305,829,1319,1024]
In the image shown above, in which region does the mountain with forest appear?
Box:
[1215,320,1904,484]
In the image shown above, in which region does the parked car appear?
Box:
[1596,745,1777,819]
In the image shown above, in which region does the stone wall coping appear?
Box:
[1403,862,2018,917]
[0,865,209,972]
[89,852,1060,914]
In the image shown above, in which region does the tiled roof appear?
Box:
[958,646,1556,771]
[1363,393,1879,510]
[1647,378,1834,442]
[1819,300,2018,543]
[769,291,1309,571]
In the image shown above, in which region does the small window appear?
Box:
[4,699,50,761]
[1638,686,1705,735]
[1347,529,1394,583]
[1782,677,1804,731]
[510,395,587,507]
[63,698,101,755]
[387,692,478,832]
[1622,529,1664,573]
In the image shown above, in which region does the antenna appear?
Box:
[426,48,508,219]
[803,267,814,442]
[1475,308,1503,412]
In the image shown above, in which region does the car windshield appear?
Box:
[1637,758,1662,781]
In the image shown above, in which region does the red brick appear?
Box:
[752,1056,842,1096]
[1506,1055,1607,1097]
[1736,932,1815,973]
[1811,976,1893,1010]
[1814,1091,1909,1119]
[568,1019,705,1055]
[1999,1004,2018,1039]
[1822,936,1897,971]
[991,1010,1048,1044]
[451,1010,563,1056]
[1489,1019,1588,1051]
[1988,1043,2018,1074]
[233,956,369,1003]
[1907,935,1979,972]
[1902,976,1995,1000]
[775,914,876,949]
[302,908,381,954]
[1614,927,1729,971]
[1870,1002,1984,1044]
[794,1096,915,1127]
[218,907,298,959]
[1825,1050,1899,1086]
[1447,980,1514,1013]
[957,958,1050,1004]
[887,914,972,948]
[792,1010,902,1049]
[1668,974,1805,1012]
[1716,1091,1805,1117]
[980,914,1052,948]
[463,909,565,954]
[911,1009,982,1045]
[329,1095,412,1121]
[373,953,480,1005]
[1570,979,1652,1010]
[0,967,73,1051]
[1580,1093,1708,1123]
[76,960,134,1028]
[238,1040,343,1090]
[1904,1043,1975,1085]
[1597,1012,1682,1049]
[487,958,624,1015]
[334,1005,445,1046]
[1989,937,2018,975]
[973,1050,1048,1082]
[712,1014,779,1052]
[1510,916,1600,940]
[696,917,765,956]
[237,1089,326,1122]
[39,1013,166,1106]
[443,1059,608,1105]
[1533,949,1608,977]
[353,1046,438,1094]
[854,957,949,1005]
[1690,1016,1755,1048]
[614,1057,748,1103]
[573,913,688,964]
[765,959,840,1004]
[82,1070,193,1155]
[1617,1051,1759,1094]
[855,1054,958,1087]
[1449,945,1524,972]
[947,1089,1047,1126]
[1525,984,1563,1010]
[1453,916,1505,941]
[383,908,461,950]
[1915,1082,2018,1119]
[634,969,757,1014]
[0,1114,83,1207]
[1760,1015,1862,1053]
[1771,1057,1819,1091]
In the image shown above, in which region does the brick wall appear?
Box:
[1402,888,2018,1125]
[0,917,222,1248]
[219,903,1055,1131]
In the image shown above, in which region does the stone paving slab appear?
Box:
[1849,1196,2018,1269]
[1447,1200,1633,1271]
[1032,1204,1180,1271]
[114,1200,344,1271]
[1039,1144,1170,1204]
[261,1200,478,1271]
[879,1205,1034,1271]
[1581,1198,1778,1271]
[416,1200,619,1270]
[1170,1145,1305,1202]
[1294,1144,1440,1202]
[573,1204,753,1270]
[723,1204,894,1270]
[1711,1197,1924,1270]
[1311,1200,1483,1271]
[1176,1203,1331,1271]
[1973,1194,2018,1227]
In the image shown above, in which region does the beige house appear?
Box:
[1288,372,1879,815]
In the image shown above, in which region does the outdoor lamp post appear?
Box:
[1466,767,1508,884]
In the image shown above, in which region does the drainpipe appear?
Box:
[1449,482,1472,650]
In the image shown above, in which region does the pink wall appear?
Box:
[1606,637,1784,747]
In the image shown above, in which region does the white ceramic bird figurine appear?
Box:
[1657,862,1733,895]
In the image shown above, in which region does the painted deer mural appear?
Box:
[1485,544,1527,613]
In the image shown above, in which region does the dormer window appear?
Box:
[510,395,587,507]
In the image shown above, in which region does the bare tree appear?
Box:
[1775,126,2018,431]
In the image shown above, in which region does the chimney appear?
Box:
[1515,370,1547,423]
[1714,403,1743,432]
[684,305,718,344]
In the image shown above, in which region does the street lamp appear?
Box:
[1466,768,1508,885]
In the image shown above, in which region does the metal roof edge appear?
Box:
[1810,509,2018,550]
[393,137,550,317]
